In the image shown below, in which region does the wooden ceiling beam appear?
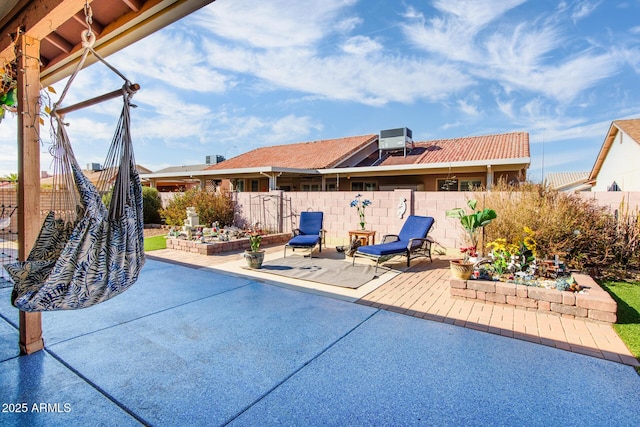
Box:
[119,0,145,13]
[41,0,216,85]
[44,31,73,54]
[72,10,105,35]
[0,0,90,63]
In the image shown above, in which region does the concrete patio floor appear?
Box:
[1,245,639,426]
[150,245,639,367]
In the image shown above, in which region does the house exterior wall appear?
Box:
[592,130,640,191]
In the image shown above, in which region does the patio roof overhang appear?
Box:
[0,0,216,84]
[323,157,531,177]
[141,157,531,182]
[141,166,321,180]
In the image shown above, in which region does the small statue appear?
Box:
[397,197,407,219]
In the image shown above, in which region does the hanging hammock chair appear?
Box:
[5,27,145,311]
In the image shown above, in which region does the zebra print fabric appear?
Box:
[6,103,145,311]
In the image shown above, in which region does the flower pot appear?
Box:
[244,250,265,269]
[450,259,474,280]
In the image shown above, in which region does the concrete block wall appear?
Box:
[189,190,640,252]
[235,190,472,249]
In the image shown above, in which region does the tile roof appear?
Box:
[545,172,590,190]
[154,164,209,174]
[40,165,152,186]
[377,132,529,166]
[206,135,378,170]
[614,118,640,142]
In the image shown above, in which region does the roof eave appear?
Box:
[321,157,531,175]
[588,122,618,182]
[141,166,320,179]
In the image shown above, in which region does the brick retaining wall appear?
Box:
[166,233,291,255]
[450,273,617,323]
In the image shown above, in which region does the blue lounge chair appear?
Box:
[352,215,434,272]
[284,211,324,258]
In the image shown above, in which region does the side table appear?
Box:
[348,229,376,246]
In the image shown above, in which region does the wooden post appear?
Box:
[16,34,44,354]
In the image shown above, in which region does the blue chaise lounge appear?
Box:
[284,211,324,258]
[352,215,434,272]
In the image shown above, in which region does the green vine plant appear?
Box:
[0,62,17,124]
[1,60,57,126]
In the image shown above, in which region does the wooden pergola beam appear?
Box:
[16,33,44,354]
[0,0,91,63]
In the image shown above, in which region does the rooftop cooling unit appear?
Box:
[206,155,225,165]
[379,127,413,157]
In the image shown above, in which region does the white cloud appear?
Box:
[266,114,324,145]
[341,36,382,56]
[112,30,235,94]
[335,17,363,34]
[402,1,623,104]
[192,0,358,49]
[401,0,527,62]
[496,98,515,118]
[201,38,473,106]
[571,1,601,21]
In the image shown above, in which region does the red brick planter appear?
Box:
[166,233,291,256]
[450,273,617,324]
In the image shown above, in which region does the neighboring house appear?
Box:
[588,118,640,191]
[142,129,530,192]
[545,172,591,192]
[40,164,153,189]
[149,164,220,192]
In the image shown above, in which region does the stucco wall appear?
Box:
[592,130,640,191]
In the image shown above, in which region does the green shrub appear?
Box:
[480,180,640,272]
[142,186,162,224]
[102,186,163,224]
[161,189,235,227]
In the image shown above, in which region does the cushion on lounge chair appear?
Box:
[288,234,321,247]
[284,211,324,257]
[353,215,434,272]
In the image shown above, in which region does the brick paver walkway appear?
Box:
[148,247,639,367]
[357,258,639,366]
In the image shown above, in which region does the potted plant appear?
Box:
[446,199,497,279]
[243,226,265,269]
[350,194,372,230]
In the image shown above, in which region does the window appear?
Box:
[437,178,458,191]
[351,181,377,191]
[460,180,482,191]
[250,179,259,192]
[437,178,482,191]
[326,183,337,191]
[235,179,245,192]
[302,184,321,191]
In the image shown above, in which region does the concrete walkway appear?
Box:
[149,245,639,367]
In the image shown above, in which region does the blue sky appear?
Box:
[1,0,639,181]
